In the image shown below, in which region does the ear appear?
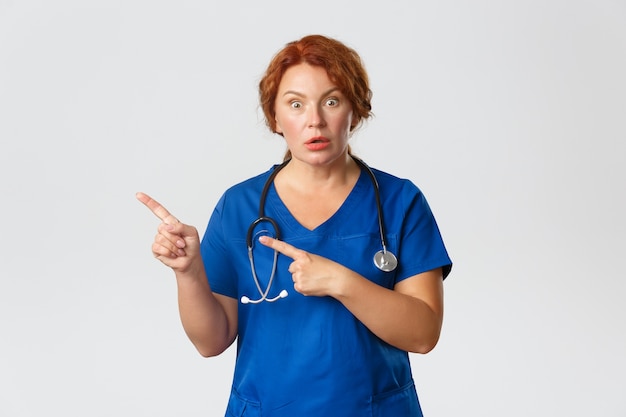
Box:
[275,118,283,134]
[350,116,359,131]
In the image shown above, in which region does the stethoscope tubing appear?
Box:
[352,156,390,253]
[242,156,397,304]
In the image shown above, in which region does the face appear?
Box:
[274,63,355,166]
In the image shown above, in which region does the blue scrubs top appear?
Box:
[200,163,452,417]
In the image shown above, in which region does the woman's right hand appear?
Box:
[136,192,201,274]
[137,192,238,356]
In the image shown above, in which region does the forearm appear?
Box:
[175,263,236,357]
[334,270,443,353]
[257,236,444,353]
[135,194,237,356]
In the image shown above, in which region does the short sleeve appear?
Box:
[395,180,452,282]
[200,194,238,298]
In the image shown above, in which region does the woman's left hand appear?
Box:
[258,236,348,297]
[259,236,444,353]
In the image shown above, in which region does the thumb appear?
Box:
[165,221,200,246]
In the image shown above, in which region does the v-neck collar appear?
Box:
[265,167,369,236]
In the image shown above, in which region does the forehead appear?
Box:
[278,63,337,94]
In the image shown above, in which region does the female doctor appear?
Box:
[137,34,452,416]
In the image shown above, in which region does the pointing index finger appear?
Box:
[136,192,179,224]
[258,236,302,260]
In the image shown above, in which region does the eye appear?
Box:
[290,101,302,109]
[326,98,339,107]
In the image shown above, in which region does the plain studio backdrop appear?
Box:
[1,1,624,416]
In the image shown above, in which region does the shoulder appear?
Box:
[368,166,423,198]
[227,168,272,192]
[221,166,275,198]
[212,166,275,213]
[366,166,435,220]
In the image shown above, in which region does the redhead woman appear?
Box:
[137,34,452,416]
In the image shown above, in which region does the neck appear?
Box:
[279,153,359,190]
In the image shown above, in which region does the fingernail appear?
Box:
[177,249,185,256]
[165,224,174,231]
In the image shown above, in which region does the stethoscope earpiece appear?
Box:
[240,289,288,304]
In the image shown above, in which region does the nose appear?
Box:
[308,106,326,128]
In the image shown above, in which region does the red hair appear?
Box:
[259,35,373,136]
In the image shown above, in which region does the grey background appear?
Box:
[1,0,625,416]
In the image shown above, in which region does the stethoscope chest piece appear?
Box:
[374,250,398,272]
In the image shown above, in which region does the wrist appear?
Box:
[175,257,206,282]
[331,267,357,299]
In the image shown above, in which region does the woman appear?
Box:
[137,34,452,416]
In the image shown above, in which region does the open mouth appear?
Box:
[305,137,330,150]
[306,136,328,144]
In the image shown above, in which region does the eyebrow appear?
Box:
[281,87,341,98]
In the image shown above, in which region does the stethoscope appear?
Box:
[240,156,398,304]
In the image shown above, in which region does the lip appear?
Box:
[305,136,330,151]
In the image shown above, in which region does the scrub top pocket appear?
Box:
[370,381,423,417]
[225,388,261,417]
[338,233,399,289]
